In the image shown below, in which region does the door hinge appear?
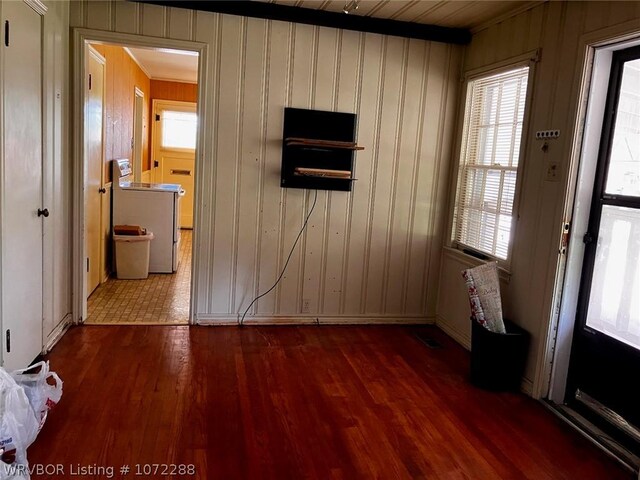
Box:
[5,329,10,353]
[560,222,571,254]
[154,160,159,168]
[88,73,92,91]
[131,137,134,150]
[87,257,90,272]
[4,20,9,47]
[155,114,160,121]
[583,232,595,245]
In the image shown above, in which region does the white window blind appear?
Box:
[453,66,529,260]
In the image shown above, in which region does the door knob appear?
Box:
[37,208,49,218]
[98,187,107,194]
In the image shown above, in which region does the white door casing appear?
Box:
[1,0,45,369]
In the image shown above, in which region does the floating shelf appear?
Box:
[281,108,361,192]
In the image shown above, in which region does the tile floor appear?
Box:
[86,229,191,325]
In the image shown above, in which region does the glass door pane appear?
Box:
[586,205,640,349]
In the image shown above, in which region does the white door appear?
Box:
[85,47,105,296]
[1,1,44,369]
[152,100,196,228]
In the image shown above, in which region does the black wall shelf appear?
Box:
[281,108,360,192]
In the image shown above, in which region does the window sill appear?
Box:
[442,246,512,284]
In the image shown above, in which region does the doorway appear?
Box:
[77,36,201,326]
[565,44,640,439]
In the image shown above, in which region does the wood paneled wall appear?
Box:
[72,1,462,323]
[150,80,198,103]
[436,1,640,395]
[90,43,151,179]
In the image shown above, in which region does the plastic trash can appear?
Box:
[470,318,530,391]
[113,232,154,279]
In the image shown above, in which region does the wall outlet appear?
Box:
[546,162,560,182]
[302,298,311,313]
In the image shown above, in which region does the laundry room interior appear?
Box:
[84,41,199,325]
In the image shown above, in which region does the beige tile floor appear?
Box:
[86,230,192,325]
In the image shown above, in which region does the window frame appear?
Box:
[449,52,538,268]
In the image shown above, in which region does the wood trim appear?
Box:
[195,314,435,325]
[124,46,152,78]
[133,0,472,45]
[72,28,209,327]
[23,0,47,16]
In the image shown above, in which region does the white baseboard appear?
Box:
[43,313,73,353]
[195,314,435,326]
[436,314,471,350]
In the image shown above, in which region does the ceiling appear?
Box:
[126,47,199,84]
[262,0,542,31]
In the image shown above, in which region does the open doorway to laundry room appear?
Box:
[82,40,200,325]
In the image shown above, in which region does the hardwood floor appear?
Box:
[29,326,631,479]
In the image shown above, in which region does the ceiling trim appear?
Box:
[132,0,471,45]
[470,1,546,35]
[123,47,153,80]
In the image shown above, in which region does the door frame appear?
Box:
[132,86,145,182]
[541,21,640,402]
[71,28,208,325]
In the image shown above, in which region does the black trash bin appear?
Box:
[470,318,530,391]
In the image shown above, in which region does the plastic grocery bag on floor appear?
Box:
[10,362,62,432]
[0,368,40,479]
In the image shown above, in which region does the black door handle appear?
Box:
[37,208,49,218]
[99,187,107,194]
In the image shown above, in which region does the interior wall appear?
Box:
[71,1,462,323]
[89,43,151,182]
[148,79,198,171]
[42,0,72,342]
[436,1,640,395]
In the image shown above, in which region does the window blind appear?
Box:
[453,66,529,260]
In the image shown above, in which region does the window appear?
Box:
[161,110,197,150]
[452,65,530,260]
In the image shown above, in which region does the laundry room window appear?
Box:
[162,110,197,150]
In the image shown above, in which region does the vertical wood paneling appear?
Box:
[114,1,139,35]
[211,15,243,314]
[323,29,361,315]
[141,3,166,38]
[277,23,315,315]
[72,2,464,322]
[168,7,193,41]
[256,22,289,315]
[234,18,266,314]
[342,33,383,315]
[364,36,404,314]
[85,0,112,32]
[384,39,426,314]
[302,27,338,313]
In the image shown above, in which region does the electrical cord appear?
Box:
[239,189,319,326]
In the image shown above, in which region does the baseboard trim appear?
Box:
[43,314,73,353]
[435,315,471,349]
[195,315,435,326]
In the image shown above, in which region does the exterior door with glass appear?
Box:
[151,100,196,228]
[567,45,640,431]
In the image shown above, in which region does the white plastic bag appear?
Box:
[0,368,40,479]
[10,362,62,432]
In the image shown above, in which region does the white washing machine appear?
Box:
[112,159,184,273]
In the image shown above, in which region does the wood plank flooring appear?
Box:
[28,325,631,479]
